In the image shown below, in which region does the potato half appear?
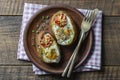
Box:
[50,11,77,46]
[36,32,61,63]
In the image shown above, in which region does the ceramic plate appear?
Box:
[24,4,93,74]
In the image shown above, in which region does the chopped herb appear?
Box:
[68,40,70,43]
[32,30,35,33]
[42,26,45,30]
[41,16,45,22]
[41,49,45,54]
[36,24,39,28]
[32,38,34,40]
[68,39,72,44]
[36,31,39,34]
[61,28,64,34]
[32,44,35,46]
[46,16,49,19]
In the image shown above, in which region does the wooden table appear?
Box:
[0,0,120,80]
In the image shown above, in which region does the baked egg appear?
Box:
[50,11,77,46]
[37,32,61,63]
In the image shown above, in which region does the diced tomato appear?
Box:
[41,43,46,48]
[55,20,60,25]
[40,34,53,48]
[54,13,67,27]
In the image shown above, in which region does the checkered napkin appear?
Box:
[17,3,102,75]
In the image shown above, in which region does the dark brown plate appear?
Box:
[24,4,93,74]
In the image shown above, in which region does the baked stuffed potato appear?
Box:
[50,11,77,46]
[36,31,61,63]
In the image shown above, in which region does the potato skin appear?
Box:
[50,11,78,46]
[36,31,61,63]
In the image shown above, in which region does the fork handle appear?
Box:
[67,32,85,78]
[61,51,74,77]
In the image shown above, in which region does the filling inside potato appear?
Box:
[37,33,61,63]
[54,12,67,27]
[40,33,53,48]
[51,11,76,45]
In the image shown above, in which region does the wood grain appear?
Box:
[103,16,120,65]
[0,0,119,16]
[0,16,120,66]
[0,16,31,65]
[0,66,120,80]
[0,0,120,79]
[0,16,120,65]
[75,66,120,80]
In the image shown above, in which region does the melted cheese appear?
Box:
[52,16,75,45]
[42,44,60,63]
[38,33,61,63]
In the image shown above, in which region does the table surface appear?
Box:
[0,0,120,80]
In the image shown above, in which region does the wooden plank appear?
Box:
[0,16,120,66]
[112,0,120,16]
[0,16,31,65]
[75,66,120,80]
[0,0,119,16]
[0,66,120,80]
[103,16,120,65]
[0,66,35,80]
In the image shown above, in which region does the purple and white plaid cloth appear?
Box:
[17,3,102,75]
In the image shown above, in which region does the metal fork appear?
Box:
[62,9,99,78]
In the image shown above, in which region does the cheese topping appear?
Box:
[39,33,60,63]
[52,15,75,45]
